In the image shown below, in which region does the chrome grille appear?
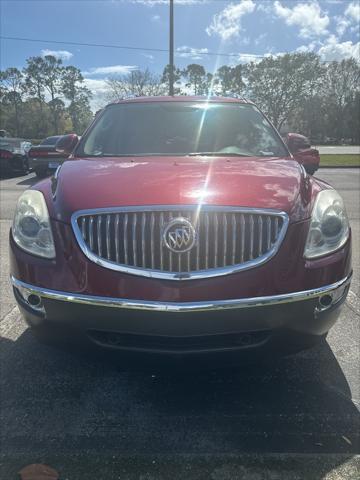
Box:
[72,206,288,280]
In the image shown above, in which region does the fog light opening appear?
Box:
[319,294,333,309]
[27,294,42,308]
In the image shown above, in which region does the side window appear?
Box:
[292,136,311,150]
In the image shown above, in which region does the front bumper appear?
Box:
[12,274,351,358]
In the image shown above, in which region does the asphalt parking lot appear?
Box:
[0,169,359,479]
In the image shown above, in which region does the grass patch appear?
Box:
[320,154,360,167]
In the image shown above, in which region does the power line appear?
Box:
[0,35,264,59]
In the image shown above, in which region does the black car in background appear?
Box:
[0,137,31,176]
[28,135,71,178]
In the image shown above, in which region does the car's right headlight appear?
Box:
[304,189,349,259]
[12,190,55,258]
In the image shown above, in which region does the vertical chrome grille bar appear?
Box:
[231,214,236,265]
[106,214,111,259]
[178,211,182,272]
[132,213,137,266]
[124,213,129,264]
[141,213,146,268]
[114,214,120,263]
[89,216,94,251]
[159,212,164,270]
[266,216,272,251]
[187,213,192,272]
[214,213,218,268]
[150,212,155,269]
[195,211,200,270]
[223,214,227,266]
[249,214,254,260]
[258,215,263,256]
[168,213,173,271]
[205,212,209,269]
[240,214,245,263]
[274,217,279,242]
[81,217,86,241]
[97,216,102,256]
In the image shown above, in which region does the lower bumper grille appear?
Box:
[72,206,288,280]
[88,330,271,351]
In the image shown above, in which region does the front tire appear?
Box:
[305,165,317,176]
[35,167,48,179]
[20,158,29,175]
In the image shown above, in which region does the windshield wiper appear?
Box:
[187,152,252,157]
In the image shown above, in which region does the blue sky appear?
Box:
[1,0,359,108]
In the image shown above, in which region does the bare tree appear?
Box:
[105,69,166,102]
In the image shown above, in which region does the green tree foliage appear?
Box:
[161,64,182,94]
[0,55,93,139]
[215,64,245,96]
[245,53,325,130]
[62,66,93,133]
[182,64,207,95]
[0,68,25,136]
[0,52,359,144]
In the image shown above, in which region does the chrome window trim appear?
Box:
[11,274,351,313]
[71,205,289,281]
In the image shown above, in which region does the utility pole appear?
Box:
[169,0,174,96]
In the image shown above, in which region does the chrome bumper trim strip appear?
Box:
[11,274,351,313]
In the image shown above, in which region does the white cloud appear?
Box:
[41,49,73,61]
[142,53,155,61]
[334,2,359,38]
[83,78,110,110]
[296,41,317,53]
[335,16,350,37]
[83,65,138,76]
[273,1,329,38]
[206,0,256,41]
[176,46,209,60]
[345,2,360,23]
[151,14,160,21]
[318,35,360,61]
[83,78,109,94]
[236,53,263,64]
[235,51,285,64]
[254,33,267,46]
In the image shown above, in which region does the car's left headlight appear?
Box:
[12,190,55,258]
[304,189,349,259]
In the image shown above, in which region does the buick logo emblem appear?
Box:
[163,217,196,253]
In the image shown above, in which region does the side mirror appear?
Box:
[285,133,311,154]
[285,133,320,175]
[56,134,79,156]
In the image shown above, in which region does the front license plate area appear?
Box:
[49,162,60,169]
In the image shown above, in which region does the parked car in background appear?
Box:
[10,97,351,365]
[284,133,320,175]
[0,129,11,138]
[28,135,74,178]
[0,137,31,176]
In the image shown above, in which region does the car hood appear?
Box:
[44,156,317,223]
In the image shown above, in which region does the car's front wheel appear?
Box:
[20,158,29,175]
[35,167,48,179]
[305,165,317,175]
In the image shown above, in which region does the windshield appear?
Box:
[41,136,61,146]
[79,102,288,158]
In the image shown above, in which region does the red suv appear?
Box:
[10,97,351,365]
